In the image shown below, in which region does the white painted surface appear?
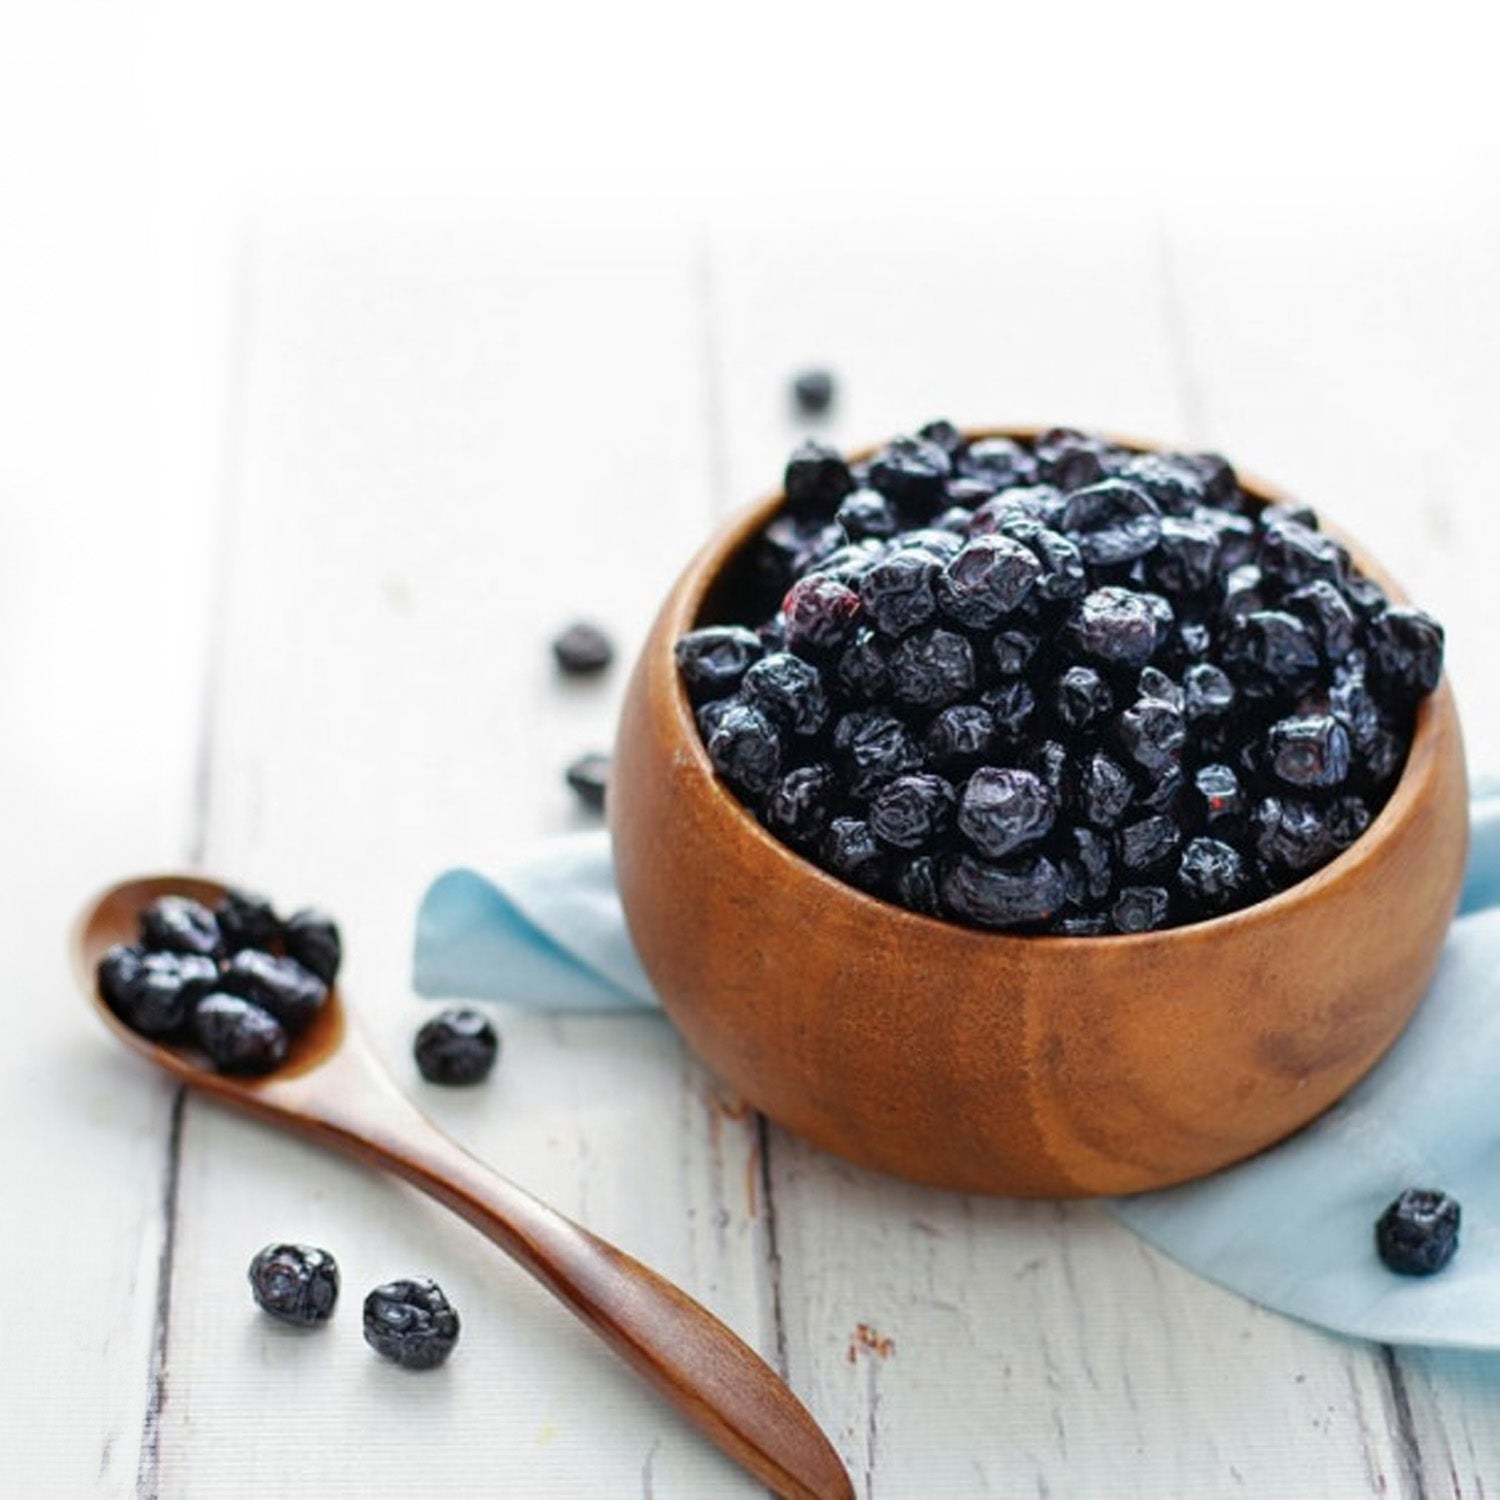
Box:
[3,103,1499,1500]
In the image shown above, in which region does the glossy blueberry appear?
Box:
[1054,665,1112,733]
[742,653,830,736]
[705,702,782,796]
[1285,581,1357,662]
[820,817,888,892]
[783,439,854,518]
[1254,797,1340,873]
[858,548,940,638]
[1219,563,1266,621]
[924,704,994,771]
[98,945,218,1036]
[995,517,1087,602]
[1080,751,1135,829]
[981,679,1037,742]
[194,994,289,1075]
[888,628,975,710]
[941,854,1066,930]
[552,621,614,675]
[1191,763,1247,831]
[1197,505,1257,569]
[1148,517,1220,595]
[1064,826,1114,902]
[1114,698,1187,776]
[1181,451,1240,509]
[1178,838,1249,911]
[1326,795,1373,848]
[958,767,1056,858]
[991,629,1041,677]
[959,436,1038,489]
[363,1278,461,1370]
[1137,666,1184,711]
[792,369,836,416]
[1035,428,1117,490]
[893,856,943,916]
[1069,588,1165,668]
[140,895,221,958]
[1223,610,1321,683]
[220,950,328,1033]
[1117,453,1206,515]
[866,435,952,515]
[215,889,281,954]
[1267,715,1351,789]
[782,575,863,654]
[1111,885,1170,934]
[1259,518,1348,589]
[248,1243,340,1326]
[566,752,610,812]
[936,535,1041,627]
[414,1008,500,1085]
[1060,478,1162,567]
[917,418,966,456]
[1117,814,1182,873]
[1376,1189,1460,1277]
[1182,663,1236,721]
[869,773,957,851]
[1370,607,1444,699]
[674,626,764,700]
[765,764,837,848]
[831,711,923,798]
[835,489,897,541]
[283,908,342,987]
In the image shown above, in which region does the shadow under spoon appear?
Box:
[73,871,854,1500]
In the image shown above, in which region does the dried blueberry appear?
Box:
[1191,764,1247,832]
[784,439,854,518]
[1149,517,1220,595]
[870,773,957,851]
[893,856,943,916]
[832,711,923,798]
[742,653,830,736]
[1081,751,1135,829]
[194,994,289,1075]
[1178,838,1249,911]
[924,703,995,772]
[835,489,897,542]
[220,950,328,1033]
[1069,588,1164,668]
[1223,610,1320,683]
[820,817,888,892]
[888,628,975,710]
[1061,479,1163,567]
[1285,581,1357,663]
[283,908,342,987]
[1114,698,1187,777]
[1111,886,1170,934]
[140,896,221,958]
[792,369,836,416]
[765,764,837,848]
[414,1008,500,1085]
[859,548,940,638]
[867,435,952,515]
[1117,453,1205,515]
[552,621,614,675]
[566,752,610,812]
[1259,519,1348,589]
[675,626,764,700]
[1035,428,1116,490]
[1254,797,1340,873]
[982,679,1038,743]
[1054,666,1113,733]
[1375,1189,1460,1276]
[941,853,1066,930]
[98,945,217,1036]
[706,702,782,796]
[958,767,1056,858]
[992,629,1041,677]
[834,627,891,703]
[936,535,1041,627]
[1267,715,1351,789]
[215,889,280,954]
[1118,815,1182,874]
[249,1243,340,1327]
[1182,663,1235,721]
[1370,607,1444,699]
[363,1278,461,1370]
[960,436,1038,489]
[783,575,863,654]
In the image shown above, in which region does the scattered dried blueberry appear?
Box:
[552,621,614,676]
[98,946,218,1036]
[1376,1189,1460,1276]
[363,1278,461,1370]
[414,1008,500,1086]
[248,1243,340,1327]
[219,950,328,1032]
[791,369,836,416]
[677,425,1443,931]
[566,752,610,812]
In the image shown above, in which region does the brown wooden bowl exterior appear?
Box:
[611,431,1469,1197]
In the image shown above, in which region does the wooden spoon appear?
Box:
[73,872,854,1500]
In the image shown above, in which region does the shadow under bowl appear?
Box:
[610,431,1469,1197]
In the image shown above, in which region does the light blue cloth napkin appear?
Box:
[415,781,1500,1350]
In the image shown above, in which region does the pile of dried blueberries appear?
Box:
[678,425,1445,934]
[98,889,341,1073]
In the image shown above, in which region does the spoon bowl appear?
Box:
[74,873,853,1500]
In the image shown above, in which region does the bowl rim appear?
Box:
[656,426,1456,953]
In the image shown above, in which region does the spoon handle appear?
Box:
[277,1049,853,1500]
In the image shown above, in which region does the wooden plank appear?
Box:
[708,187,1421,1496]
[155,210,777,1497]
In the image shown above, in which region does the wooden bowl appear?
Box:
[610,431,1469,1197]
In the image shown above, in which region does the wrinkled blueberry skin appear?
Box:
[414,1008,500,1086]
[99,945,218,1036]
[194,994,289,1075]
[140,896,221,958]
[220,950,328,1032]
[363,1278,461,1370]
[249,1243,340,1326]
[678,425,1443,931]
[283,909,342,987]
[1376,1189,1460,1276]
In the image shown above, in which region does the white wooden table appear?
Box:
[6,156,1500,1498]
